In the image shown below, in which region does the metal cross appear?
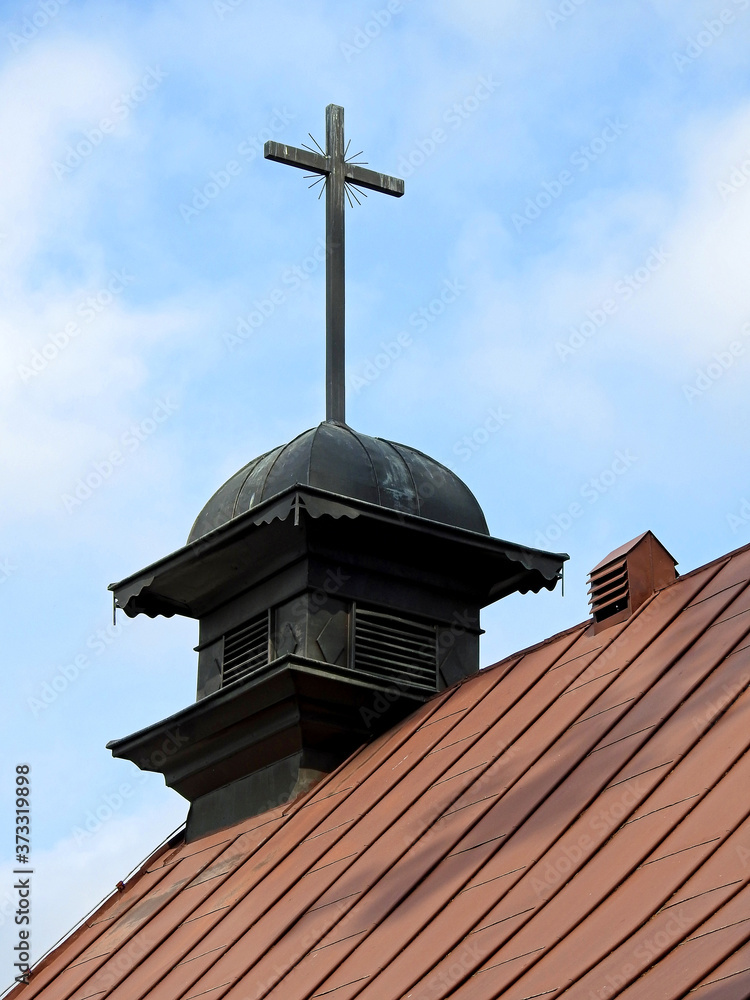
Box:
[265,104,404,425]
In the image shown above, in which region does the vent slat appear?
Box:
[588,556,630,623]
[357,646,436,670]
[225,630,267,657]
[353,666,437,693]
[357,624,435,648]
[588,571,628,598]
[225,631,266,653]
[588,557,627,585]
[355,652,436,678]
[221,612,269,688]
[588,580,629,606]
[224,619,267,642]
[224,648,268,672]
[356,629,436,660]
[354,607,437,693]
[356,608,435,634]
[357,617,435,638]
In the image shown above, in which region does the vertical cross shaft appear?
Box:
[325,106,346,424]
[265,105,404,425]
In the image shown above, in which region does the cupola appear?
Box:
[107,105,567,840]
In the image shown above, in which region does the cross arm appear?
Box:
[264,141,328,175]
[345,163,404,197]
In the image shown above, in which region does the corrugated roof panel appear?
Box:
[472,748,750,1000]
[685,938,750,999]
[167,671,525,999]
[138,685,486,1000]
[22,835,238,1000]
[351,564,725,1000]
[10,541,750,1000]
[561,818,750,998]
[83,696,460,1000]
[611,849,750,998]
[13,840,179,1000]
[373,568,748,996]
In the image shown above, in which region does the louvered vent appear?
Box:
[221,612,270,687]
[587,532,678,633]
[588,557,629,623]
[354,606,437,692]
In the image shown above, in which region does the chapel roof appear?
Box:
[11,539,750,1000]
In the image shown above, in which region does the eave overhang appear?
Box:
[106,654,425,803]
[108,485,568,620]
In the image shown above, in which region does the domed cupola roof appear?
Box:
[107,104,568,840]
[188,422,489,543]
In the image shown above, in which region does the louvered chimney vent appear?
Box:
[588,531,677,633]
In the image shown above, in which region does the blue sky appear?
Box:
[2,0,750,979]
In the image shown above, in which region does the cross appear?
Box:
[265,105,404,425]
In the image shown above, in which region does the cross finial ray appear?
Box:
[265,105,404,425]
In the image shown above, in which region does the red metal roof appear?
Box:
[11,540,750,1000]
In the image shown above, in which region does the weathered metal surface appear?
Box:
[265,106,403,425]
[13,541,750,1000]
[599,853,750,998]
[186,423,491,543]
[110,480,567,626]
[685,936,750,999]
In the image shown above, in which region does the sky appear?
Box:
[2,0,750,983]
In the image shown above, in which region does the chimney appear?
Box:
[587,531,677,634]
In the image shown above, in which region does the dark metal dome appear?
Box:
[188,422,489,542]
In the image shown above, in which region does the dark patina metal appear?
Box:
[265,104,404,425]
[107,104,567,836]
[187,422,490,543]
